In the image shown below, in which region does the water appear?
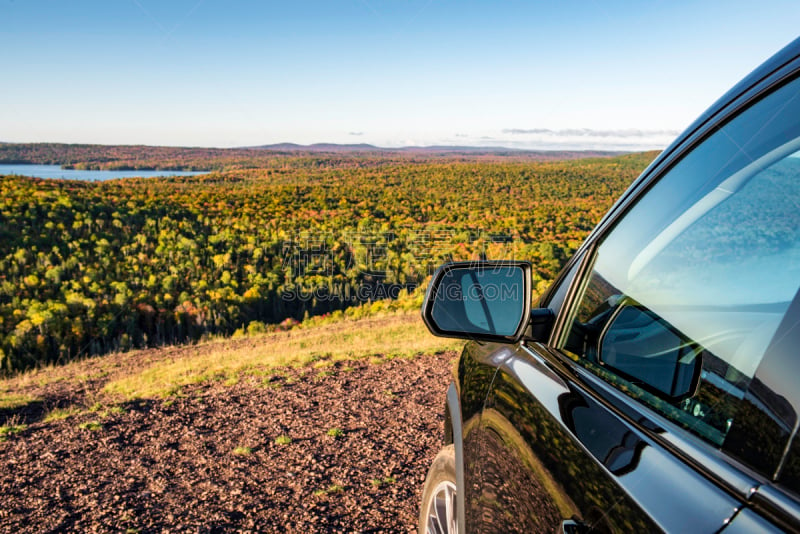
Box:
[0,164,208,182]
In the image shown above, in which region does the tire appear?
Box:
[418,445,458,534]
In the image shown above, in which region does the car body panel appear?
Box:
[454,340,514,529]
[465,342,744,532]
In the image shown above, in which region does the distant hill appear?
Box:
[247,142,384,152]
[245,142,624,159]
[1,142,625,166]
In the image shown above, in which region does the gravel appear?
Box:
[0,352,456,533]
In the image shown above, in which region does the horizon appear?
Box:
[2,1,799,151]
[0,139,635,154]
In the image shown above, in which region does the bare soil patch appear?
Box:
[0,351,456,533]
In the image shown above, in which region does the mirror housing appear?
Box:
[421,261,533,343]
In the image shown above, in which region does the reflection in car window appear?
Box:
[562,75,800,447]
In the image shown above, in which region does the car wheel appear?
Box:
[419,445,458,534]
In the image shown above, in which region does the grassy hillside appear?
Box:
[0,308,461,418]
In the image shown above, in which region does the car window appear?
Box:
[561,75,800,449]
[539,250,584,313]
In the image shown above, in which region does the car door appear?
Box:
[473,63,800,532]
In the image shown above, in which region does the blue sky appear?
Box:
[1,1,798,150]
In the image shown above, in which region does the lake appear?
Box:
[0,164,208,182]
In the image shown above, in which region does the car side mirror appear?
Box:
[421,261,534,343]
[599,301,702,401]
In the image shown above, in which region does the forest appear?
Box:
[0,144,656,373]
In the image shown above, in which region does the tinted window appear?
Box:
[778,429,800,495]
[562,76,800,447]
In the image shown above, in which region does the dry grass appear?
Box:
[103,311,460,400]
[0,391,38,411]
[41,407,83,423]
[0,311,461,409]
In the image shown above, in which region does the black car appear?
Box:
[419,36,800,533]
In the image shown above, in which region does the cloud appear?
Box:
[503,128,680,138]
[348,131,364,136]
[408,125,681,151]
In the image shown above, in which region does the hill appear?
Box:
[0,144,658,529]
[246,142,623,159]
[0,141,626,169]
[0,147,657,373]
[0,310,460,531]
[247,142,384,152]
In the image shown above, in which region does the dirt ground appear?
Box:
[0,351,456,533]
